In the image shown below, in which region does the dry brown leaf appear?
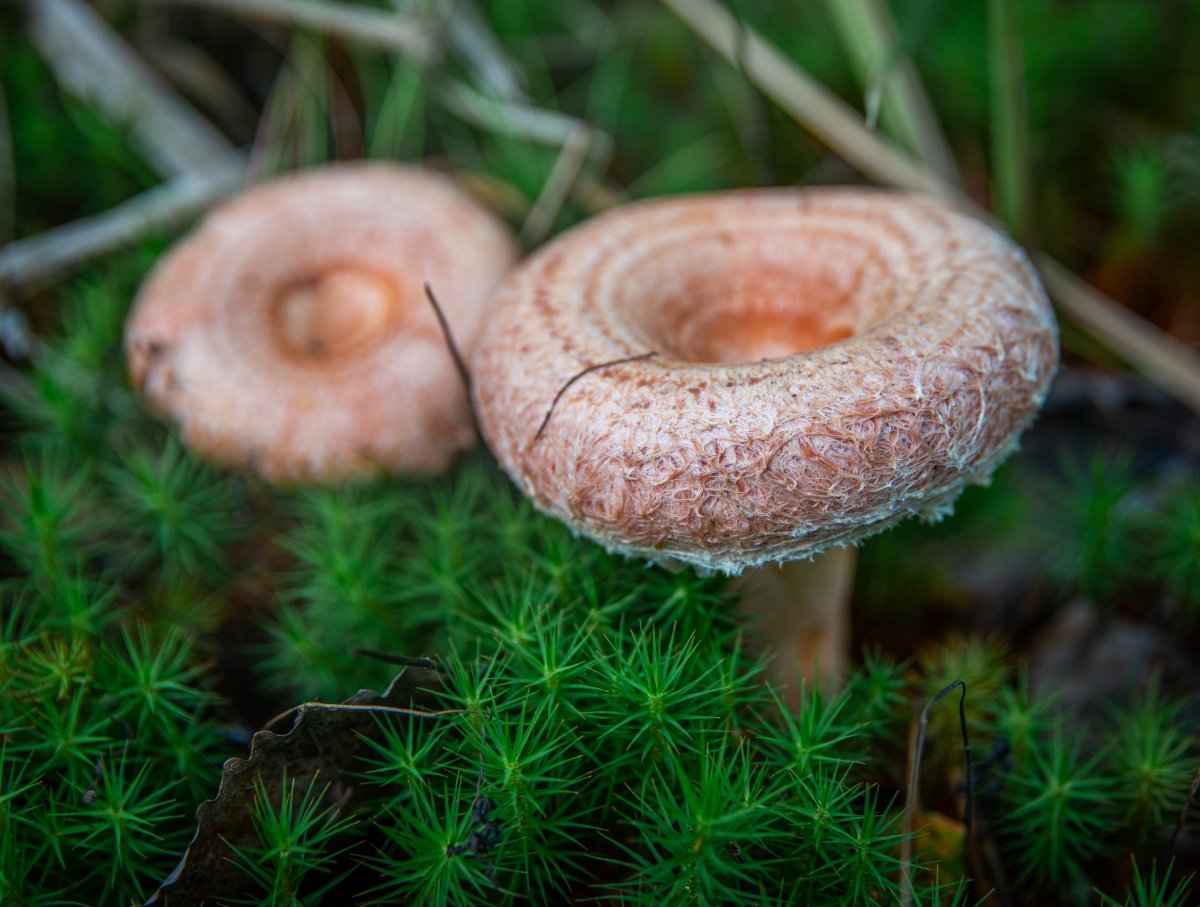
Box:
[145,663,445,906]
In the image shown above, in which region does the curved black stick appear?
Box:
[425,282,484,444]
[532,351,657,444]
[901,680,973,904]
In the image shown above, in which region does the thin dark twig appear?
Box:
[533,351,657,443]
[900,679,972,905]
[82,726,136,804]
[1168,765,1200,858]
[424,283,472,395]
[298,703,478,717]
[424,282,484,443]
[82,757,104,804]
[446,709,499,874]
[261,701,478,733]
[112,713,135,749]
[350,648,444,671]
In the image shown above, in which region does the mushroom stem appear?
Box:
[736,547,856,702]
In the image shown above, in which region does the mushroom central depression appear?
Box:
[472,188,1059,573]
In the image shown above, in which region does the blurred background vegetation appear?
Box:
[1,0,1199,904]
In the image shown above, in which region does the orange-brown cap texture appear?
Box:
[126,164,517,482]
[473,188,1058,573]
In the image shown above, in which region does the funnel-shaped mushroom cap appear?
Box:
[473,188,1058,573]
[127,164,517,482]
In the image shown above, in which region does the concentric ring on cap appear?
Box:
[473,188,1058,572]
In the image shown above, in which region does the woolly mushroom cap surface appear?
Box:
[126,163,517,482]
[473,188,1058,573]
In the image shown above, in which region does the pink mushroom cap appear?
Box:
[126,163,518,482]
[472,188,1059,573]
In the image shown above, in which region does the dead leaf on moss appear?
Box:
[145,663,447,907]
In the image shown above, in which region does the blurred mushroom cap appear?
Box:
[126,163,518,482]
[473,188,1059,573]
